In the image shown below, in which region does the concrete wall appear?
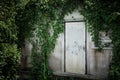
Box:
[20,9,112,79]
[49,10,112,79]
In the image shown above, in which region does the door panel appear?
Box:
[65,22,85,74]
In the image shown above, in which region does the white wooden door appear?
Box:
[65,22,86,74]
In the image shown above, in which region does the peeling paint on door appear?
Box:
[65,22,85,74]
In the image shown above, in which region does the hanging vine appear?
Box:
[14,0,120,80]
[15,0,83,80]
[82,0,120,79]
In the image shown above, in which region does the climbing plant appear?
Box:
[0,0,21,79]
[1,0,119,80]
[82,0,120,79]
[15,0,83,80]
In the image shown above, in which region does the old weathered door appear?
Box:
[49,10,112,79]
[65,22,86,74]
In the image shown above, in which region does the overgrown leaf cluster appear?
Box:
[16,0,83,80]
[0,0,21,79]
[1,0,120,80]
[82,0,120,79]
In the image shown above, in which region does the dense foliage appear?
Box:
[0,44,20,79]
[82,0,120,79]
[0,0,20,79]
[1,0,120,80]
[0,0,83,79]
[15,0,83,80]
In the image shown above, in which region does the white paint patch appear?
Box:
[65,22,85,74]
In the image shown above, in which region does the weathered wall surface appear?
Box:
[87,32,112,79]
[49,10,112,79]
[48,33,64,72]
[20,10,112,79]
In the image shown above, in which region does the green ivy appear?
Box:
[2,0,119,80]
[15,0,83,80]
[82,0,120,79]
[0,0,21,79]
[0,44,20,80]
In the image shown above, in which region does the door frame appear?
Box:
[63,20,87,74]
